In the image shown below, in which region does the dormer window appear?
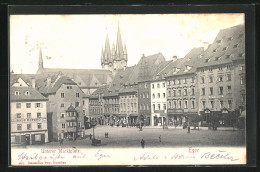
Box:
[25,91,30,95]
[213,49,217,53]
[228,37,233,41]
[238,34,243,38]
[238,53,245,57]
[222,47,227,51]
[233,44,239,48]
[215,57,220,61]
[14,91,20,95]
[205,59,209,63]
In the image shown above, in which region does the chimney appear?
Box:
[31,78,36,88]
[203,42,209,51]
[47,75,51,87]
[172,56,177,63]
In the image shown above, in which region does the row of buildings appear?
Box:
[10,24,246,145]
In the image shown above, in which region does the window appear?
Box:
[233,44,239,48]
[210,101,214,109]
[215,57,220,61]
[205,59,209,63]
[178,90,181,96]
[240,65,244,71]
[147,93,149,98]
[226,55,231,59]
[152,94,155,99]
[184,101,188,109]
[37,112,41,118]
[62,123,66,128]
[222,47,227,51]
[27,124,32,130]
[14,91,20,95]
[209,68,212,72]
[153,104,155,111]
[35,134,41,141]
[191,101,195,109]
[179,101,182,108]
[61,113,65,118]
[209,76,213,83]
[227,86,232,93]
[184,78,187,84]
[228,37,233,41]
[67,86,72,89]
[16,113,21,118]
[227,65,231,69]
[219,66,223,71]
[228,100,232,109]
[191,88,195,96]
[209,87,213,95]
[213,49,217,53]
[17,124,22,130]
[37,123,42,129]
[61,103,65,108]
[202,101,206,109]
[163,93,166,98]
[184,89,187,96]
[178,79,181,85]
[227,74,231,81]
[147,104,149,110]
[218,75,223,82]
[143,93,145,98]
[78,122,81,128]
[25,91,30,95]
[35,103,41,108]
[157,83,160,88]
[75,102,79,107]
[173,90,176,97]
[152,84,154,89]
[144,83,147,88]
[202,88,205,95]
[168,90,171,97]
[173,80,176,85]
[201,77,205,84]
[240,76,244,85]
[174,101,176,109]
[76,93,80,98]
[157,93,160,98]
[163,83,165,88]
[168,101,171,108]
[157,104,160,110]
[219,87,223,95]
[25,103,31,109]
[220,100,224,109]
[163,104,166,110]
[61,93,65,98]
[191,77,194,83]
[83,100,85,105]
[16,103,21,109]
[27,113,31,118]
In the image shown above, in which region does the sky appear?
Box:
[10,14,244,74]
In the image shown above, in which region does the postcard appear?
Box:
[9,12,247,166]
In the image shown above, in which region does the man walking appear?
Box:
[141,139,145,148]
[159,135,161,142]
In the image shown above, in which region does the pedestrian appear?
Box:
[159,135,161,142]
[89,134,92,140]
[187,126,190,133]
[107,132,109,138]
[60,138,63,145]
[141,139,145,148]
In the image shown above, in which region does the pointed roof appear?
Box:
[104,33,111,61]
[116,24,124,60]
[66,104,77,112]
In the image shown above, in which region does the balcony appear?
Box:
[11,117,47,123]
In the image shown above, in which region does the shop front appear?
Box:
[167,109,185,127]
[128,114,138,126]
[151,110,167,127]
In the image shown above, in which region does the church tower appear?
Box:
[37,48,44,74]
[101,24,128,73]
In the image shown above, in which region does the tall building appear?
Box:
[10,77,48,145]
[101,25,128,74]
[197,24,245,127]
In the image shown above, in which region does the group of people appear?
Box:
[105,132,109,138]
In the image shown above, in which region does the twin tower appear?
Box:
[101,25,128,73]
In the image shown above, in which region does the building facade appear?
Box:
[10,77,48,145]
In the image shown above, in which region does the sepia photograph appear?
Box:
[9,12,247,166]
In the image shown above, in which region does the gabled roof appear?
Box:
[10,86,48,102]
[66,104,77,112]
[198,24,245,68]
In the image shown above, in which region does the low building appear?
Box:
[10,77,48,145]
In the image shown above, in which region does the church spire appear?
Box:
[38,47,43,70]
[104,32,111,62]
[101,47,104,64]
[116,23,124,60]
[124,42,127,61]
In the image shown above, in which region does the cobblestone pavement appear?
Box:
[26,125,245,148]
